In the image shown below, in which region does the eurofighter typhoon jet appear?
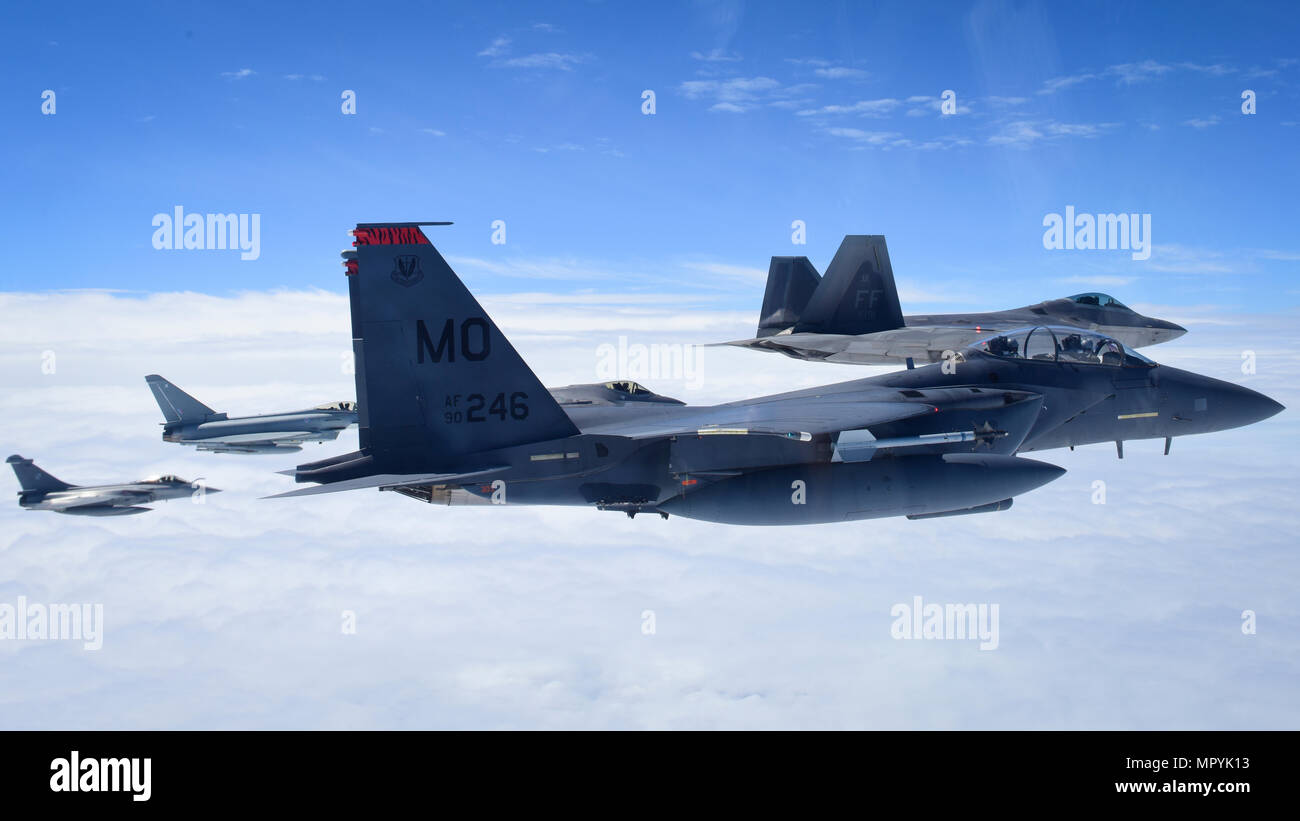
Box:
[7,455,218,516]
[724,235,1187,365]
[146,375,358,454]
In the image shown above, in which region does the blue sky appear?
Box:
[1,2,1298,730]
[3,0,1298,312]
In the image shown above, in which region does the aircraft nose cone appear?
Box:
[205,487,223,494]
[1213,383,1284,430]
[1156,319,1188,340]
[1241,390,1285,426]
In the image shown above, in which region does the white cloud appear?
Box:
[498,52,587,71]
[797,97,901,117]
[1,289,1296,729]
[1036,72,1097,95]
[813,67,869,80]
[988,119,1119,147]
[680,262,767,283]
[1177,61,1236,76]
[477,37,511,57]
[1182,115,1222,129]
[1255,249,1300,261]
[825,127,903,145]
[220,68,255,80]
[1038,58,1244,95]
[691,49,742,63]
[1145,244,1236,274]
[820,127,971,152]
[1108,59,1176,84]
[680,76,780,102]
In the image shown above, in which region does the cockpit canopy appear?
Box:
[314,401,357,412]
[969,325,1155,368]
[604,381,652,396]
[1067,292,1131,311]
[145,474,187,484]
[548,381,685,406]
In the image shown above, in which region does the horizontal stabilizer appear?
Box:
[264,466,509,499]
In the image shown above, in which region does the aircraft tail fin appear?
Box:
[144,375,217,424]
[324,222,579,478]
[757,256,822,337]
[7,455,74,493]
[793,235,905,335]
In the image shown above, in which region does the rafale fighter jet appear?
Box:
[724,235,1186,365]
[268,223,1279,525]
[7,455,218,516]
[145,375,357,454]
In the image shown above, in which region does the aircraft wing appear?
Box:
[49,489,152,509]
[721,326,1017,365]
[586,399,935,440]
[265,466,509,499]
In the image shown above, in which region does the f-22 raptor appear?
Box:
[269,223,1280,526]
[725,235,1187,365]
[146,375,357,454]
[7,455,218,516]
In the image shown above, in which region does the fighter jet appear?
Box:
[7,455,218,516]
[146,375,358,454]
[723,235,1187,365]
[861,325,1282,459]
[266,223,1276,525]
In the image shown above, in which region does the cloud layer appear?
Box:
[0,289,1296,729]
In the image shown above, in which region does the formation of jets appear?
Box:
[9,378,355,515]
[9,223,1284,524]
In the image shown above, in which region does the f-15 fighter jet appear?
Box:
[267,223,1278,525]
[724,235,1186,365]
[7,455,218,516]
[145,375,357,454]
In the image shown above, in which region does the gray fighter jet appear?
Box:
[267,223,1279,526]
[146,375,358,454]
[724,235,1187,365]
[7,455,218,516]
